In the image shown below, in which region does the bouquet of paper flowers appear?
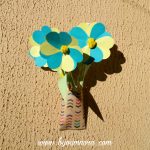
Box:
[28,22,115,130]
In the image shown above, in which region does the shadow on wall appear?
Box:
[83,44,126,127]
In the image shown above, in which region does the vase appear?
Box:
[58,67,88,130]
[59,89,85,130]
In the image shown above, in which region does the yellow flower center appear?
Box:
[88,38,97,49]
[61,45,69,54]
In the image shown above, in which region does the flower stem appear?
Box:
[70,72,76,88]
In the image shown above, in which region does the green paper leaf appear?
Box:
[58,75,68,101]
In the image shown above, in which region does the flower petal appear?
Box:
[31,26,51,45]
[96,36,115,59]
[51,28,59,33]
[32,31,45,44]
[96,36,114,47]
[78,40,87,48]
[29,46,40,57]
[59,32,72,45]
[41,26,51,36]
[90,23,105,39]
[97,32,112,39]
[90,47,103,62]
[84,22,95,36]
[69,48,83,63]
[40,41,60,56]
[43,63,48,67]
[47,52,63,69]
[78,23,89,32]
[29,36,39,46]
[69,37,78,47]
[69,27,88,41]
[61,55,77,72]
[82,46,90,56]
[98,47,111,59]
[46,32,61,49]
[35,56,47,67]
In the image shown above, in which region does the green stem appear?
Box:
[67,72,77,91]
[77,63,91,87]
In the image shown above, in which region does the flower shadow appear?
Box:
[83,44,126,128]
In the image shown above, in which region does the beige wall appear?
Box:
[1,0,150,149]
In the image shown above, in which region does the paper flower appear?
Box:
[29,26,59,67]
[28,22,117,130]
[40,32,83,72]
[69,22,115,63]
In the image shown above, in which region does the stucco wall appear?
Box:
[1,0,150,149]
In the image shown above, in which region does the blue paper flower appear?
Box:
[29,26,59,67]
[40,32,83,72]
[69,22,115,63]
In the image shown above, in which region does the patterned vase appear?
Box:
[59,89,85,130]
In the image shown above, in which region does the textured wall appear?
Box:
[1,0,150,149]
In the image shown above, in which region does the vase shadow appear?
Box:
[83,44,126,128]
